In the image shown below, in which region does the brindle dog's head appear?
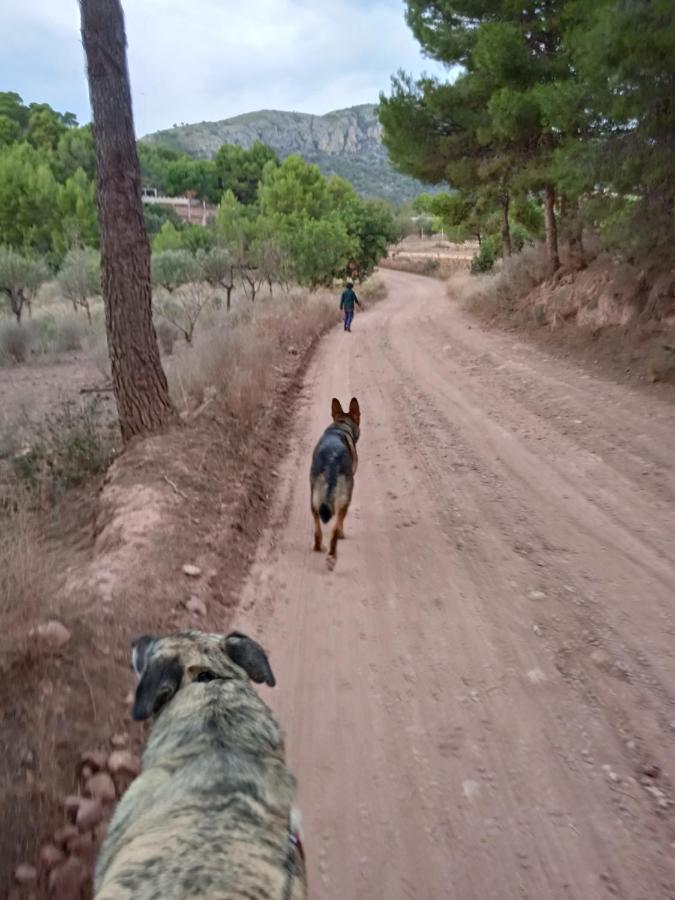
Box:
[331,397,360,442]
[131,630,275,721]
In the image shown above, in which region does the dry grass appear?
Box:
[448,243,551,322]
[0,496,50,658]
[167,277,388,431]
[168,289,336,424]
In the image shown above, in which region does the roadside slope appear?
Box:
[238,269,675,900]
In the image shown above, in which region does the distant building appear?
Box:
[141,188,217,226]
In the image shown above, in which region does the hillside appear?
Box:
[141,104,433,204]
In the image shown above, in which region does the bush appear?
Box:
[470,235,500,274]
[155,318,180,356]
[55,316,86,352]
[360,277,388,303]
[12,398,119,502]
[452,242,551,319]
[0,320,31,364]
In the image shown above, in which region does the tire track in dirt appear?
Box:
[236,270,675,900]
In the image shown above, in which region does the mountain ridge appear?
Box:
[141,103,432,204]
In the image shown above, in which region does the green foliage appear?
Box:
[54,125,96,181]
[470,235,500,274]
[0,95,97,259]
[0,248,49,322]
[284,215,354,289]
[53,168,99,255]
[151,249,201,292]
[214,141,279,205]
[143,202,182,236]
[259,156,396,286]
[0,143,59,254]
[385,0,675,266]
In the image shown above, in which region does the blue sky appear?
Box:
[1,0,446,135]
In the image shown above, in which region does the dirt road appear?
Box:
[238,270,675,900]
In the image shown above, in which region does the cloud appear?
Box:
[0,0,445,135]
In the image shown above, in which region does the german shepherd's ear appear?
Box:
[348,397,360,426]
[223,631,276,687]
[331,398,345,421]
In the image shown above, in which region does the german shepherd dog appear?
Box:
[310,397,360,569]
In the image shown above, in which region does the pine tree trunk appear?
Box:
[543,185,560,274]
[80,0,175,443]
[500,191,512,258]
[560,195,585,270]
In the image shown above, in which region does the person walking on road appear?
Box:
[340,282,362,332]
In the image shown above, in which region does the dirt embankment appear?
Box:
[457,248,675,391]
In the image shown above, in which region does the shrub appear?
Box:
[12,398,119,503]
[0,320,31,364]
[54,315,86,352]
[470,235,500,274]
[155,318,180,356]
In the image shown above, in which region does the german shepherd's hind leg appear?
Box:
[327,505,347,569]
[312,509,324,552]
[335,506,347,540]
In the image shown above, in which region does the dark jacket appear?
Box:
[340,288,360,311]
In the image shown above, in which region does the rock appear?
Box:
[76,796,104,830]
[54,825,79,848]
[110,732,129,749]
[86,771,117,804]
[33,620,71,649]
[287,345,299,356]
[182,564,202,578]
[641,763,661,779]
[40,844,65,870]
[68,831,94,859]
[186,597,207,617]
[528,590,547,601]
[14,864,37,885]
[80,749,108,772]
[644,785,665,800]
[48,856,88,900]
[107,750,141,778]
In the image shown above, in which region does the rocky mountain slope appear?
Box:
[141,104,431,204]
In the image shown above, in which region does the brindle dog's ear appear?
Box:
[132,655,184,721]
[331,398,344,421]
[131,635,156,678]
[224,632,276,687]
[348,397,360,426]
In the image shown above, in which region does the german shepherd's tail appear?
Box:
[313,467,337,523]
[319,502,332,524]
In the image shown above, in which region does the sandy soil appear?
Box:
[238,269,675,900]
